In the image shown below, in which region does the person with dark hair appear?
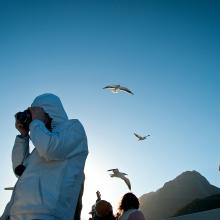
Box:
[95,200,116,220]
[88,191,116,220]
[117,193,145,220]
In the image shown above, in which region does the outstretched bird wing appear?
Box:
[121,175,131,190]
[134,132,142,139]
[119,86,134,95]
[103,85,118,89]
[107,168,119,173]
[108,169,131,190]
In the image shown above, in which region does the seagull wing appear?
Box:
[121,172,128,175]
[119,86,134,95]
[107,168,119,173]
[121,175,131,190]
[143,134,150,139]
[108,170,131,190]
[134,133,142,139]
[103,85,118,89]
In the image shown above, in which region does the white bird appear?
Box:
[4,187,14,190]
[134,132,150,141]
[107,168,131,190]
[103,85,134,95]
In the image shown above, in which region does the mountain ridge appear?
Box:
[139,170,220,220]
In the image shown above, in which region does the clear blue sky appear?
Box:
[0,1,220,219]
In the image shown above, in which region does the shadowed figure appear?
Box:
[117,193,146,220]
[89,191,102,219]
[95,200,116,220]
[89,191,116,220]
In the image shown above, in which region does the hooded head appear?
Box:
[31,93,68,129]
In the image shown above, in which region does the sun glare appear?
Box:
[82,159,130,219]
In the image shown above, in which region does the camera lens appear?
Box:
[15,109,32,129]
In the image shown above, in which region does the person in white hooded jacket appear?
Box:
[0,93,88,220]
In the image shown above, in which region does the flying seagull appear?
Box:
[4,187,14,190]
[103,85,134,95]
[134,132,150,141]
[107,168,131,190]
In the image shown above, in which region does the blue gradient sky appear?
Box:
[0,1,220,219]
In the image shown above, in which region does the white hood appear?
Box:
[31,93,68,129]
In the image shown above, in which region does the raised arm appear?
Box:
[12,119,30,177]
[29,119,87,161]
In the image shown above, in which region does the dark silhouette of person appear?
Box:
[117,192,145,220]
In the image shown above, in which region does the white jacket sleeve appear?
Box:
[29,119,87,160]
[12,135,30,176]
[0,199,12,220]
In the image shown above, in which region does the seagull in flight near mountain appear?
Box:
[107,168,131,190]
[103,84,134,95]
[134,132,150,141]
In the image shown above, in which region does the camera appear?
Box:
[15,109,32,130]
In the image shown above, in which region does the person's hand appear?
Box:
[15,120,29,137]
[29,107,46,122]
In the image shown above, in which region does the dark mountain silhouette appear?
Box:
[139,170,220,220]
[173,193,220,217]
